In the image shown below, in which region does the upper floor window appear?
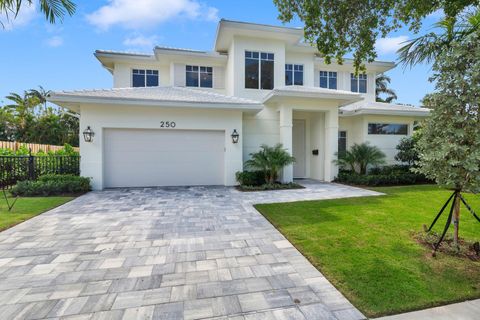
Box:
[285,64,303,86]
[132,69,158,87]
[351,73,367,93]
[245,51,274,90]
[186,65,213,88]
[319,71,337,89]
[368,123,408,135]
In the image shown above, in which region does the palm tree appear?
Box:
[335,143,386,175]
[0,0,76,27]
[5,91,40,139]
[398,12,480,67]
[29,86,51,112]
[375,74,397,103]
[245,144,296,184]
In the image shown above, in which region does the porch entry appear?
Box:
[292,119,306,178]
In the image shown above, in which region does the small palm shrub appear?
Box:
[245,144,296,184]
[335,142,386,175]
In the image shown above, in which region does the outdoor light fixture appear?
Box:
[83,126,95,143]
[231,129,239,144]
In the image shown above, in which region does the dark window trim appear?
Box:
[319,71,337,89]
[351,73,367,93]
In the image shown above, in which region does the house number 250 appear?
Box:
[160,121,176,128]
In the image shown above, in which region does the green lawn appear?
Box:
[255,185,480,317]
[0,194,74,231]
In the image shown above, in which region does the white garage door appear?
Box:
[104,129,225,188]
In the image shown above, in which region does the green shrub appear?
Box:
[237,182,304,191]
[335,166,431,187]
[236,171,266,186]
[11,174,90,196]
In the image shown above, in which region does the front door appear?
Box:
[292,119,306,178]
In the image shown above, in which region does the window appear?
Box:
[368,123,408,135]
[319,71,337,89]
[132,69,158,87]
[186,65,213,88]
[351,73,367,93]
[338,131,347,157]
[285,64,303,86]
[245,51,274,89]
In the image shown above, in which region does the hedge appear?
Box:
[11,174,91,196]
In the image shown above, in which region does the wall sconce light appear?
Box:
[231,129,239,144]
[83,126,95,143]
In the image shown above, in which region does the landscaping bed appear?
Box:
[236,182,304,192]
[335,165,432,187]
[255,185,480,317]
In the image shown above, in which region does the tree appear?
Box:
[245,144,296,184]
[398,12,480,67]
[29,86,51,112]
[0,0,75,26]
[414,29,480,249]
[273,0,478,71]
[335,142,386,175]
[394,131,421,166]
[376,74,397,103]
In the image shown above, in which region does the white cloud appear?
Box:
[87,0,219,30]
[46,35,64,47]
[0,2,37,31]
[376,35,409,55]
[123,33,159,49]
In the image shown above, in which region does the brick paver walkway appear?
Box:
[0,181,380,319]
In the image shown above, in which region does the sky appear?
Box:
[0,0,442,106]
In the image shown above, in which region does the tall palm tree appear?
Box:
[375,74,397,103]
[398,11,480,67]
[0,0,76,27]
[5,91,40,139]
[29,86,51,112]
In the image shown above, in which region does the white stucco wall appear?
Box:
[80,104,243,190]
[339,115,421,164]
[113,63,170,88]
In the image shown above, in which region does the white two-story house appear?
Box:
[49,19,429,190]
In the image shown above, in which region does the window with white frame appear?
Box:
[186,65,213,88]
[132,69,159,87]
[245,51,274,90]
[351,73,367,93]
[285,64,303,86]
[319,71,337,89]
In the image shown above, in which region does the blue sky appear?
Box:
[0,0,441,106]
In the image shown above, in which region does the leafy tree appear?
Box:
[414,29,480,248]
[1,88,79,146]
[0,0,76,26]
[394,131,421,166]
[376,74,397,103]
[29,86,51,112]
[335,142,386,175]
[273,0,478,71]
[245,144,296,184]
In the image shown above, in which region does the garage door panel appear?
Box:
[104,129,225,188]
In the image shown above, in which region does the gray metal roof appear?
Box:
[48,86,262,107]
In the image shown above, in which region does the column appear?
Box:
[324,109,339,182]
[280,105,293,183]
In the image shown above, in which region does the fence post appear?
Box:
[28,149,35,180]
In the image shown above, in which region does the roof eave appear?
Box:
[340,109,431,117]
[47,95,264,111]
[262,90,363,105]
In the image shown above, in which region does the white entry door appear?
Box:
[292,119,306,178]
[103,128,225,188]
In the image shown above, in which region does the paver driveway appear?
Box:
[0,181,380,320]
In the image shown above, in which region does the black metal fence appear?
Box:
[0,155,80,188]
